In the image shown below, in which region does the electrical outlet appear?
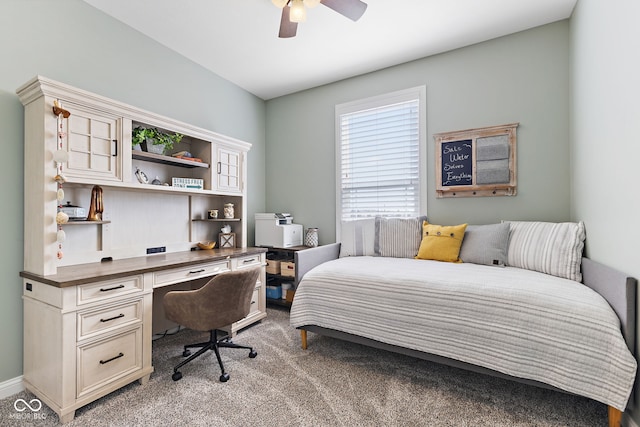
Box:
[146,246,166,254]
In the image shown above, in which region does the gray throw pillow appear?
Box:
[459,223,510,267]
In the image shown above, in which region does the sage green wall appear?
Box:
[570,0,640,421]
[266,22,570,245]
[0,0,266,385]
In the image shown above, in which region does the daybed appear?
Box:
[289,219,637,427]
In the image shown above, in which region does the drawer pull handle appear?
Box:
[100,313,125,323]
[189,269,205,274]
[251,300,256,305]
[100,284,125,292]
[99,352,124,365]
[243,258,256,263]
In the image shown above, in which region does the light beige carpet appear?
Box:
[0,307,607,426]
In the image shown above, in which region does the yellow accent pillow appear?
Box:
[415,221,468,262]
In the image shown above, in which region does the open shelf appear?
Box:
[132,151,209,169]
[62,220,111,225]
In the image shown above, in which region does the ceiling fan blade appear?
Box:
[320,0,367,21]
[279,6,298,38]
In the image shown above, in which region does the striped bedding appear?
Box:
[289,256,637,410]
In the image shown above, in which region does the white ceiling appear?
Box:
[82,0,577,100]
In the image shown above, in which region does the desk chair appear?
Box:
[163,267,260,382]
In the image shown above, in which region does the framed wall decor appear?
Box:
[434,123,518,198]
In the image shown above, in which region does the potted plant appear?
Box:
[132,126,183,155]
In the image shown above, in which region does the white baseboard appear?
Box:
[0,376,24,399]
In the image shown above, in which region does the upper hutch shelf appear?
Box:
[132,151,210,168]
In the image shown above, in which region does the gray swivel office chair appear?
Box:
[163,267,260,382]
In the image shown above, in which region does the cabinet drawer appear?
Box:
[249,285,260,315]
[154,260,230,288]
[77,276,144,306]
[77,298,143,341]
[77,327,142,398]
[232,254,264,270]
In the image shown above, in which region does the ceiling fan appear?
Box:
[272,0,368,38]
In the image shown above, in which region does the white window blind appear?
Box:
[336,87,425,222]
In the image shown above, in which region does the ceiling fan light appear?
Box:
[303,0,321,8]
[289,0,307,23]
[272,0,289,8]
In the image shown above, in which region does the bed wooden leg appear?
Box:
[300,329,307,350]
[608,406,622,427]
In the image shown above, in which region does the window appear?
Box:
[336,87,426,226]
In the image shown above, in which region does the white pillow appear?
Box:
[339,218,376,257]
[504,220,586,282]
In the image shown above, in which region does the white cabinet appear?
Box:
[215,145,243,193]
[22,275,153,424]
[63,104,122,183]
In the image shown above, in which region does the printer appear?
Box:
[255,213,303,248]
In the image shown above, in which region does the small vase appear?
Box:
[304,228,318,247]
[142,140,165,155]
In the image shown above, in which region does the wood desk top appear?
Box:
[20,247,267,288]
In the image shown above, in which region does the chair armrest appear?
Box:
[294,243,340,285]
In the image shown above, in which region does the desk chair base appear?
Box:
[171,329,256,382]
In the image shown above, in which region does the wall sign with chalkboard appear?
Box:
[434,123,518,198]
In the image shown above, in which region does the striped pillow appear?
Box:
[339,218,376,257]
[375,216,426,258]
[505,221,586,282]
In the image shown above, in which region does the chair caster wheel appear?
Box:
[249,350,257,358]
[182,349,191,357]
[219,373,230,382]
[172,371,183,381]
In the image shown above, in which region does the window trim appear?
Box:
[335,86,427,242]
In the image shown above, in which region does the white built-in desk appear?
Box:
[19,247,267,423]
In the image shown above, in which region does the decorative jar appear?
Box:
[224,203,234,219]
[304,227,319,247]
